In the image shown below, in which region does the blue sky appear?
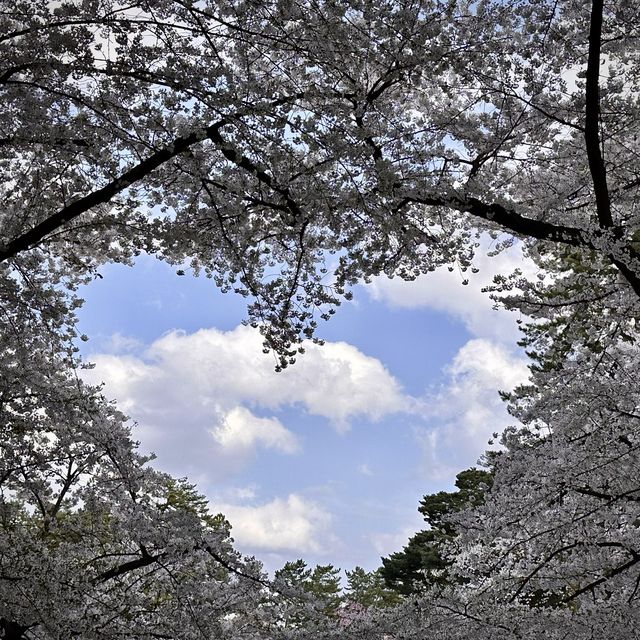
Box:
[77,242,533,574]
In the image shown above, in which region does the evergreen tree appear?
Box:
[345,567,401,609]
[275,560,342,622]
[381,468,493,595]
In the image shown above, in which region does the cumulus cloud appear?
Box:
[214,494,334,554]
[82,325,409,475]
[367,240,538,342]
[418,338,530,478]
[448,338,530,392]
[86,324,406,423]
[139,325,406,426]
[211,407,299,455]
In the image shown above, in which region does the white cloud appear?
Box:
[214,494,334,554]
[87,324,408,424]
[83,325,409,476]
[418,338,530,477]
[364,237,538,479]
[211,407,299,455]
[367,240,538,342]
[86,354,157,414]
[449,338,529,392]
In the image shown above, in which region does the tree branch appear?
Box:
[397,193,640,298]
[562,544,640,603]
[0,618,30,640]
[206,127,304,220]
[205,546,272,589]
[509,541,581,603]
[397,194,588,247]
[571,485,640,503]
[0,121,223,263]
[585,0,613,228]
[0,94,303,264]
[94,548,162,584]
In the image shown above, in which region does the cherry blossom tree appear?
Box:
[3,0,637,361]
[0,332,278,638]
[3,0,640,637]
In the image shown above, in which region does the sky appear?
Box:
[76,237,535,575]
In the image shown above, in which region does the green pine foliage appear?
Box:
[380,468,493,595]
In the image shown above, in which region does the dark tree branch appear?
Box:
[562,544,640,603]
[0,62,38,83]
[0,618,30,640]
[206,127,304,220]
[397,194,640,298]
[609,256,640,299]
[398,194,588,247]
[0,136,90,148]
[571,485,640,503]
[95,549,162,584]
[205,546,272,589]
[509,540,640,606]
[0,121,221,263]
[434,602,514,634]
[0,95,303,264]
[509,541,582,604]
[585,0,613,228]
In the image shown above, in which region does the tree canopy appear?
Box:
[2,0,640,637]
[5,0,640,360]
[380,467,493,595]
